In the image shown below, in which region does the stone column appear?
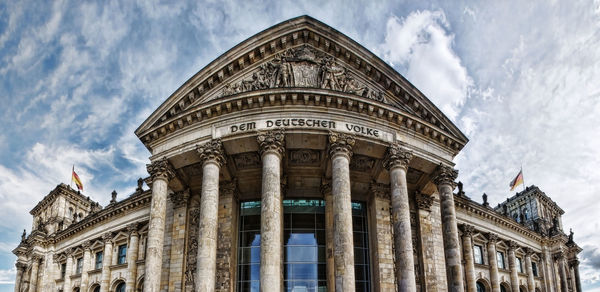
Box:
[63,250,73,292]
[126,224,140,292]
[321,180,335,291]
[144,157,175,292]
[29,255,40,292]
[487,234,500,292]
[524,248,535,292]
[569,259,582,292]
[460,224,476,292]
[80,241,92,292]
[195,139,226,292]
[382,143,416,291]
[328,132,356,292]
[100,233,113,292]
[556,253,568,292]
[14,262,26,292]
[508,241,519,292]
[40,247,56,291]
[432,164,464,292]
[257,130,285,292]
[542,245,555,292]
[168,190,190,292]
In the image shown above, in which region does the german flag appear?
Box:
[509,169,524,191]
[72,166,84,191]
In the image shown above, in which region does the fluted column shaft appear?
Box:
[508,243,519,292]
[322,181,335,291]
[542,247,555,292]
[461,225,476,292]
[126,228,139,292]
[329,132,356,292]
[100,234,113,292]
[14,263,25,292]
[195,140,225,292]
[433,164,464,292]
[525,251,535,292]
[258,131,284,292]
[487,235,500,292]
[571,260,582,292]
[383,143,416,291]
[557,255,568,292]
[80,243,92,292]
[144,158,175,292]
[64,254,73,292]
[29,257,40,292]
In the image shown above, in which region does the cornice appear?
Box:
[52,191,152,242]
[454,195,543,242]
[135,16,467,154]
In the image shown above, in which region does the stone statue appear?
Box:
[456,181,465,197]
[110,190,117,204]
[502,205,508,216]
[568,228,574,242]
[21,229,26,241]
[136,178,144,193]
[482,193,489,207]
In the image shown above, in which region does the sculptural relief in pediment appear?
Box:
[219,45,387,104]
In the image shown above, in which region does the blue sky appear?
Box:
[1,0,600,291]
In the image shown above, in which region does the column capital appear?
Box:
[370,182,390,200]
[63,248,74,257]
[328,131,355,159]
[508,240,519,251]
[220,180,237,197]
[127,223,139,237]
[554,251,565,261]
[146,157,175,183]
[257,130,285,157]
[169,189,190,208]
[569,258,580,267]
[432,163,458,187]
[320,179,331,195]
[460,224,475,238]
[523,247,535,257]
[196,139,226,167]
[82,240,92,251]
[383,142,413,171]
[102,232,114,243]
[15,262,27,270]
[487,233,499,243]
[415,191,434,211]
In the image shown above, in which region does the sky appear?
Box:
[0,0,599,291]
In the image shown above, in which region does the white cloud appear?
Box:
[378,11,473,120]
[0,268,15,285]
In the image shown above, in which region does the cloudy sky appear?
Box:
[1,0,599,291]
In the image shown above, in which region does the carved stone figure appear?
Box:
[21,229,26,241]
[482,193,489,207]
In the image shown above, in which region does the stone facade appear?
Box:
[14,16,581,292]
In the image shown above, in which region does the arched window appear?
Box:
[92,285,100,292]
[476,281,486,292]
[500,283,508,292]
[115,282,125,292]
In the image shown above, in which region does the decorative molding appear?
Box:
[432,163,458,187]
[257,129,285,157]
[383,142,413,171]
[289,149,320,166]
[232,152,261,170]
[328,131,355,159]
[220,181,237,197]
[350,155,375,172]
[102,232,113,243]
[82,240,91,251]
[487,233,499,244]
[185,208,201,291]
[169,190,190,208]
[370,182,390,200]
[146,157,175,183]
[126,223,139,236]
[508,240,519,251]
[460,224,475,238]
[196,139,226,167]
[320,179,331,195]
[414,191,434,211]
[553,252,565,261]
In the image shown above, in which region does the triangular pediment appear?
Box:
[136,16,468,152]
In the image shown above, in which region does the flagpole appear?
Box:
[521,164,525,191]
[71,165,74,189]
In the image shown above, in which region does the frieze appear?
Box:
[350,155,375,172]
[289,149,320,166]
[220,45,386,104]
[232,152,261,170]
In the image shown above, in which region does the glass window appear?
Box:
[476,281,486,292]
[497,251,505,269]
[61,263,66,279]
[76,257,83,274]
[500,284,507,292]
[352,202,371,292]
[117,245,127,264]
[532,262,538,276]
[473,245,484,264]
[238,201,262,292]
[93,285,100,292]
[517,257,523,273]
[115,282,125,292]
[95,251,103,269]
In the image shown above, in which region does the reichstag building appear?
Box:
[13,16,582,292]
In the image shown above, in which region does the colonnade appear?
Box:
[141,130,466,292]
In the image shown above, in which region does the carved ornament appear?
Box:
[370,182,390,200]
[553,252,565,261]
[432,163,458,187]
[15,262,27,270]
[569,258,580,267]
[460,224,475,238]
[289,149,320,166]
[220,45,386,104]
[487,233,499,243]
[328,132,355,159]
[414,191,434,211]
[170,190,190,208]
[257,129,285,157]
[146,157,175,183]
[320,179,331,195]
[383,142,413,171]
[185,208,201,291]
[233,152,261,169]
[524,247,535,257]
[81,240,91,250]
[196,139,226,167]
[350,155,375,172]
[102,232,113,243]
[220,181,237,197]
[127,223,139,236]
[508,240,519,251]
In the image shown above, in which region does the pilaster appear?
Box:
[126,224,140,292]
[460,224,476,292]
[321,180,335,291]
[368,182,395,291]
[100,233,114,292]
[168,189,190,292]
[487,233,500,292]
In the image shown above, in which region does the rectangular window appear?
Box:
[473,245,484,264]
[517,257,523,273]
[95,251,103,269]
[61,263,66,279]
[497,251,505,269]
[532,262,538,276]
[76,257,83,274]
[117,245,127,265]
